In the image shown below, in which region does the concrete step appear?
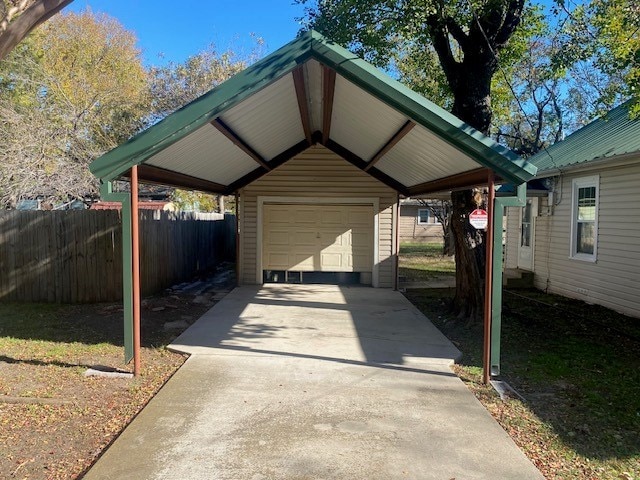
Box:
[503,269,534,289]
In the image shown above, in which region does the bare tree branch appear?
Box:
[425,14,460,91]
[0,0,73,61]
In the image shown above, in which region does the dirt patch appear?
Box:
[0,271,232,480]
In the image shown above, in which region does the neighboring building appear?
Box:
[503,100,640,318]
[399,199,444,244]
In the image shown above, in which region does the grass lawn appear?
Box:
[398,242,455,282]
[404,287,640,480]
[0,290,219,479]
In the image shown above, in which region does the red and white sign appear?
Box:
[469,209,488,230]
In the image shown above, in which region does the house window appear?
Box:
[570,176,599,261]
[417,208,429,224]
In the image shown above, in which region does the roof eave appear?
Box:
[308,32,537,184]
[90,32,317,182]
[90,29,536,189]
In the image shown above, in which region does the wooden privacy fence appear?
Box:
[0,210,236,303]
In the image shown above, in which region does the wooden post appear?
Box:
[131,166,141,376]
[482,171,496,385]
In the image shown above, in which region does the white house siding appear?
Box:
[398,205,444,243]
[504,206,520,269]
[238,145,397,287]
[505,159,640,318]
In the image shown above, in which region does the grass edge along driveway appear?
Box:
[404,287,640,480]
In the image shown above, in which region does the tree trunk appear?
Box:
[448,62,492,321]
[450,189,485,321]
[451,56,494,133]
[0,0,74,61]
[442,223,455,256]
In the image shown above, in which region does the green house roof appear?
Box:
[528,100,640,173]
[90,30,536,195]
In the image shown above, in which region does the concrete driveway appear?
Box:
[84,284,543,480]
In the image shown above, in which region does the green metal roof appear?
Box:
[528,100,640,173]
[90,30,536,190]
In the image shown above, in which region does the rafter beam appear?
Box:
[212,118,271,171]
[322,66,336,144]
[225,139,311,193]
[365,120,415,172]
[122,164,228,194]
[322,139,410,196]
[292,66,313,145]
[407,168,492,196]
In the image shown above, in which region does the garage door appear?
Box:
[263,204,373,272]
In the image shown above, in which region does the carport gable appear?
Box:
[89,30,536,195]
[88,30,538,374]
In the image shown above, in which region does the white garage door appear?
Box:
[263,203,373,272]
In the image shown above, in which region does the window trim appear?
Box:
[570,175,599,262]
[417,208,430,225]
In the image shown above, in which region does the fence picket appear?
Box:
[0,210,235,303]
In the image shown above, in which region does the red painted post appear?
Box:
[483,171,496,385]
[131,166,141,376]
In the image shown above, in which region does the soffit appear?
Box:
[90,30,536,195]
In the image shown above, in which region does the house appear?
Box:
[503,100,640,318]
[90,30,536,290]
[398,199,445,244]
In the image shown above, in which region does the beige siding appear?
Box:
[239,145,397,287]
[398,205,444,243]
[504,205,520,269]
[506,159,640,318]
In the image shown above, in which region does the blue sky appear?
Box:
[68,1,307,66]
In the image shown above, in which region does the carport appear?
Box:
[89,30,536,379]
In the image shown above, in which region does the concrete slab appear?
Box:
[84,285,543,480]
[169,284,462,368]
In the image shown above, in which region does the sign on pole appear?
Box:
[469,208,488,230]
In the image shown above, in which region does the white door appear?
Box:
[517,198,538,270]
[263,204,373,273]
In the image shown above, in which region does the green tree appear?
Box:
[148,38,264,123]
[0,10,148,207]
[171,189,219,213]
[299,0,531,319]
[555,0,639,116]
[489,8,570,155]
[299,0,529,132]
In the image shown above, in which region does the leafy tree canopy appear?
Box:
[0,10,148,207]
[147,36,264,123]
[554,0,639,116]
[297,0,530,133]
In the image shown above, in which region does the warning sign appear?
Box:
[469,209,488,230]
